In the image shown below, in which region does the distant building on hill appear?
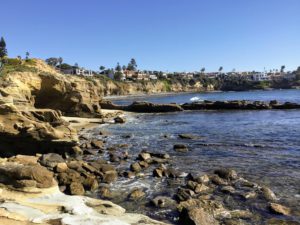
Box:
[61,67,93,76]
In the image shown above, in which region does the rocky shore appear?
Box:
[100,99,300,113]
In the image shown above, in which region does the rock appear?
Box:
[176,188,195,202]
[214,168,238,180]
[261,187,277,201]
[211,175,229,186]
[151,196,177,208]
[70,146,83,155]
[8,155,39,165]
[14,179,37,188]
[139,161,149,169]
[103,171,118,183]
[138,152,151,161]
[0,105,78,157]
[178,134,197,139]
[40,153,65,168]
[98,186,113,199]
[0,163,55,188]
[240,191,257,200]
[129,189,145,200]
[55,162,68,173]
[153,168,164,178]
[69,182,85,195]
[221,186,235,194]
[179,207,219,225]
[83,176,99,191]
[57,169,84,186]
[230,210,253,219]
[125,101,184,113]
[195,183,210,194]
[269,203,291,216]
[122,171,136,179]
[174,144,189,153]
[114,116,126,123]
[130,162,142,172]
[192,174,210,184]
[90,139,104,149]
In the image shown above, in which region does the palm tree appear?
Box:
[58,57,63,69]
[201,67,205,74]
[280,65,285,73]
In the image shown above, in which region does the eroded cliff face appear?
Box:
[0,60,103,117]
[97,79,214,96]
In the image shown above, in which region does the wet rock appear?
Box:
[98,186,113,199]
[83,176,99,191]
[179,207,219,225]
[153,168,164,178]
[223,219,245,225]
[125,101,184,113]
[55,162,68,173]
[98,164,116,173]
[269,203,291,216]
[176,188,195,202]
[174,144,189,153]
[109,153,120,162]
[240,191,257,200]
[129,189,145,200]
[138,152,151,161]
[103,170,118,183]
[151,196,177,208]
[261,187,278,201]
[90,139,104,149]
[230,210,253,219]
[193,174,210,184]
[130,162,142,172]
[40,153,64,168]
[194,183,210,194]
[178,134,198,139]
[221,186,235,194]
[122,171,135,179]
[139,161,149,169]
[266,218,300,225]
[211,175,229,186]
[114,116,126,123]
[69,182,85,195]
[214,168,238,180]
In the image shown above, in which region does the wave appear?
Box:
[190,96,202,102]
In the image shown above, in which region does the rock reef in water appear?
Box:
[100,99,300,113]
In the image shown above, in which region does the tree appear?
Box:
[127,58,137,71]
[58,57,63,68]
[74,63,79,68]
[99,66,105,71]
[0,37,7,58]
[296,66,300,80]
[219,66,223,73]
[115,62,122,72]
[122,65,127,71]
[45,57,59,67]
[201,67,205,73]
[114,71,123,81]
[25,52,30,60]
[280,65,285,73]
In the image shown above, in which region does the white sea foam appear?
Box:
[190,96,202,102]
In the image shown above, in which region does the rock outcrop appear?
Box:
[0,59,102,117]
[0,103,78,156]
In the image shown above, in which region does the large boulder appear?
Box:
[0,103,78,156]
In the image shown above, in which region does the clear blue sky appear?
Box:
[1,0,300,72]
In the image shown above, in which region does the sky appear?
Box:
[1,0,300,72]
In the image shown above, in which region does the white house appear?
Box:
[252,72,269,81]
[75,68,93,76]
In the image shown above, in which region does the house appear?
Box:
[251,72,269,81]
[61,67,93,77]
[149,74,158,80]
[284,72,296,80]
